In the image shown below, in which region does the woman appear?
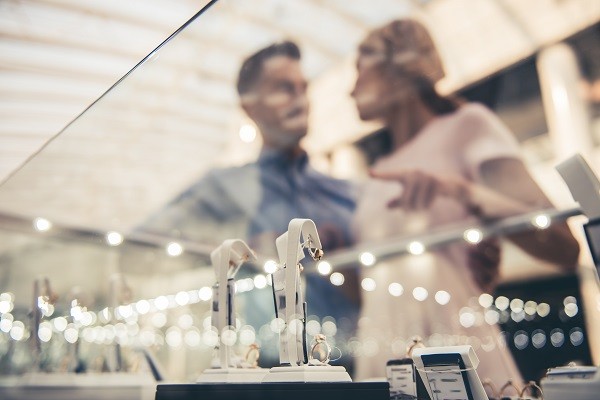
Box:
[350,19,579,384]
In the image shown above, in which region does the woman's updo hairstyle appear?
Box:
[371,18,445,85]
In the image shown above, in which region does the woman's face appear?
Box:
[351,33,418,121]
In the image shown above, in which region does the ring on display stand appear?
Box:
[308,247,324,261]
[263,219,352,383]
[309,334,331,366]
[499,379,522,398]
[244,344,260,368]
[482,378,500,399]
[405,336,425,357]
[520,380,544,399]
[304,235,324,261]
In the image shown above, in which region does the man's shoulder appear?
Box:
[167,162,260,215]
[190,162,260,191]
[305,165,359,202]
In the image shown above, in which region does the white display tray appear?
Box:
[261,365,352,383]
[197,368,269,383]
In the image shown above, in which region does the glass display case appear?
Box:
[0,0,599,398]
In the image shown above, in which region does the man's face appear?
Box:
[242,56,309,150]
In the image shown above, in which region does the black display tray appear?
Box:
[156,381,390,400]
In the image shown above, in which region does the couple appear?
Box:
[142,19,579,382]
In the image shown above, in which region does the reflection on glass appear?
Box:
[0,0,597,385]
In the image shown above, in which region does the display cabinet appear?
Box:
[0,1,599,399]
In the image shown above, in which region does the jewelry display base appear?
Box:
[156,382,389,400]
[197,368,269,383]
[261,365,352,383]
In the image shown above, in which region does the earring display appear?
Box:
[157,221,389,398]
[270,248,307,366]
[262,218,352,383]
[197,239,269,383]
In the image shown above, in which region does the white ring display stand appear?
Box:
[197,239,268,383]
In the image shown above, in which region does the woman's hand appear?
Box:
[371,169,470,211]
[372,159,580,271]
[371,166,529,218]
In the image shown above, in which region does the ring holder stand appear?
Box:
[159,224,388,399]
[197,239,269,384]
[262,219,351,383]
[198,346,268,383]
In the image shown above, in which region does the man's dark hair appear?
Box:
[236,41,301,95]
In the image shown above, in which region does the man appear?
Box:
[140,41,359,369]
[235,41,356,253]
[142,42,356,252]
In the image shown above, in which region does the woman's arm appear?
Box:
[477,158,579,270]
[371,158,580,270]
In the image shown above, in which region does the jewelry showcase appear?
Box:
[1,1,599,400]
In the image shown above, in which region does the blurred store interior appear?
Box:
[0,0,600,390]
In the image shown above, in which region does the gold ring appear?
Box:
[304,236,324,261]
[482,378,499,399]
[405,336,425,357]
[309,334,331,365]
[499,379,521,398]
[520,380,544,399]
[244,343,260,368]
